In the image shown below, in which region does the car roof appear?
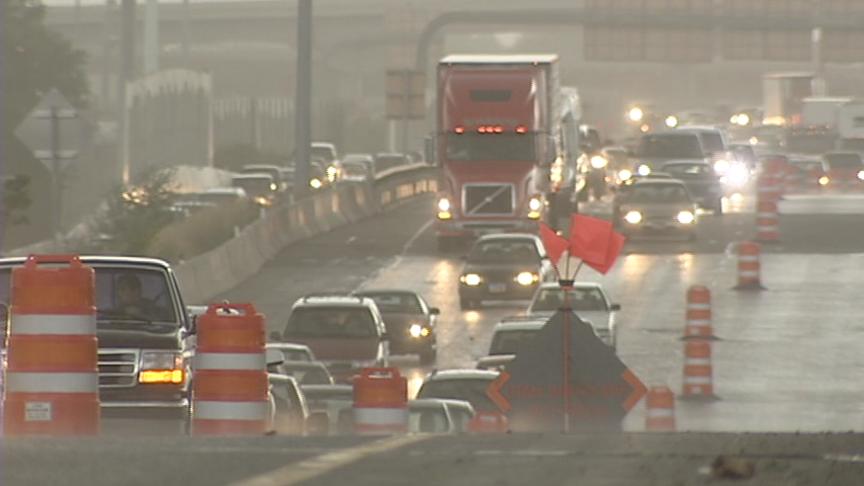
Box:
[242,164,282,170]
[266,342,312,350]
[232,173,274,181]
[204,187,246,195]
[409,398,476,412]
[292,295,375,308]
[425,369,499,382]
[0,255,173,270]
[493,320,547,332]
[677,125,723,132]
[280,360,328,369]
[354,289,418,297]
[630,178,688,187]
[538,281,603,290]
[300,384,352,395]
[476,232,540,243]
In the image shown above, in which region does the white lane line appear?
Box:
[474,449,570,457]
[232,435,429,486]
[402,219,433,254]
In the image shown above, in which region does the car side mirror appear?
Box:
[265,348,285,367]
[269,331,282,342]
[429,307,441,316]
[610,303,621,311]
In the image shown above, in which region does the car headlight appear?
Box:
[270,183,278,191]
[409,324,423,338]
[858,170,864,181]
[460,273,482,286]
[637,165,651,176]
[618,169,632,181]
[309,178,323,189]
[624,210,643,224]
[677,210,695,225]
[724,164,749,186]
[665,115,678,128]
[549,163,564,184]
[326,165,339,182]
[713,159,730,175]
[590,155,608,169]
[139,351,185,384]
[628,107,644,122]
[818,176,830,186]
[515,271,539,286]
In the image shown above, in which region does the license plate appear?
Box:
[489,283,507,294]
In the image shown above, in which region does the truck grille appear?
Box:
[463,184,514,216]
[98,349,140,388]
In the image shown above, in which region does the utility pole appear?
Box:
[293,0,312,200]
[118,0,137,184]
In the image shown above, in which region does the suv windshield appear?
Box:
[627,184,691,204]
[824,153,863,169]
[489,329,541,354]
[662,163,714,178]
[445,133,536,162]
[638,134,704,159]
[284,307,377,338]
[0,267,177,324]
[356,293,422,314]
[531,288,608,312]
[469,240,539,264]
[417,379,497,412]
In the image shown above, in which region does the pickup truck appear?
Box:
[0,256,194,433]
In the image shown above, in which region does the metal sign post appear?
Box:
[14,89,81,246]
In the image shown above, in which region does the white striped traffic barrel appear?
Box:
[3,255,99,436]
[192,303,269,435]
[353,367,407,435]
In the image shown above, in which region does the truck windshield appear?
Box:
[445,133,535,162]
[0,267,177,324]
[824,153,863,169]
[638,134,704,159]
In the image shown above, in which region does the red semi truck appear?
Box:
[432,54,583,250]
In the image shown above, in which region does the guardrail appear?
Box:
[174,164,437,303]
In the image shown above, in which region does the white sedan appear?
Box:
[526,282,620,350]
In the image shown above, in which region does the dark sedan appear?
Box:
[660,161,724,214]
[615,179,699,240]
[353,289,439,365]
[458,233,556,310]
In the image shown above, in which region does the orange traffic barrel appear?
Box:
[192,303,269,436]
[3,255,99,436]
[468,411,510,433]
[683,285,717,340]
[681,340,719,401]
[645,386,676,431]
[734,241,765,290]
[353,367,408,435]
[755,198,780,243]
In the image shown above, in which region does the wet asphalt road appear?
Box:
[5,190,864,485]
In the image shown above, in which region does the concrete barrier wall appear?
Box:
[175,165,437,304]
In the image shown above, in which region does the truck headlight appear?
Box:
[437,197,452,220]
[527,196,543,220]
[515,271,539,286]
[139,351,185,384]
[677,210,696,225]
[460,273,482,286]
[590,155,608,169]
[818,176,830,186]
[624,210,643,225]
[713,159,730,175]
[637,165,651,176]
[858,170,864,181]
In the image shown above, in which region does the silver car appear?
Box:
[527,282,620,350]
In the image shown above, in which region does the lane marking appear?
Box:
[232,435,429,486]
[402,219,433,254]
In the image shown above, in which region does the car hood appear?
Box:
[462,262,540,275]
[379,312,427,331]
[620,202,694,217]
[96,322,183,349]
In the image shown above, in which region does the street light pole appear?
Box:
[293,0,312,200]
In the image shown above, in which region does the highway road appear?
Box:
[4,190,864,486]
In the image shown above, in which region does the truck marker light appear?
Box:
[454,126,465,134]
[515,126,527,134]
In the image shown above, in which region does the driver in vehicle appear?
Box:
[109,274,165,321]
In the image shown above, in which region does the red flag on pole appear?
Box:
[569,214,626,275]
[539,222,569,272]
